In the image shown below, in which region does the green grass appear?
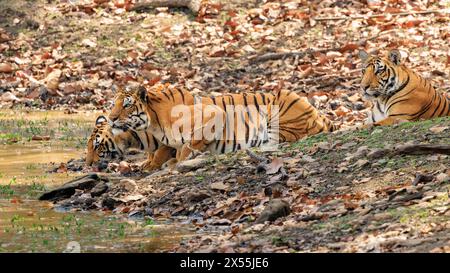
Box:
[143,218,155,226]
[26,182,47,197]
[0,133,22,143]
[0,178,17,197]
[287,116,450,152]
[288,132,329,151]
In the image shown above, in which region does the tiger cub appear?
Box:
[86,115,175,170]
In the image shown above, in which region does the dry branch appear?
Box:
[393,144,450,156]
[314,10,443,21]
[249,30,395,64]
[130,0,202,14]
[246,149,269,163]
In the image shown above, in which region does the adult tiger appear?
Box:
[108,84,337,163]
[359,49,450,126]
[86,115,175,170]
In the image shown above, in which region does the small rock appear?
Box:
[0,63,13,73]
[118,179,137,192]
[210,218,232,225]
[412,173,434,185]
[340,141,357,150]
[210,182,229,191]
[118,161,131,174]
[255,199,290,224]
[353,101,366,110]
[355,146,369,157]
[176,158,208,172]
[355,159,369,168]
[97,161,108,171]
[329,100,340,110]
[90,182,108,197]
[108,162,119,172]
[367,148,389,159]
[429,125,448,133]
[286,178,299,188]
[102,197,119,210]
[1,92,20,102]
[436,173,449,183]
[186,191,210,202]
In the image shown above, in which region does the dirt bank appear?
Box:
[42,116,450,252]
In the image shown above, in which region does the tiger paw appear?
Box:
[162,158,178,170]
[360,123,375,130]
[140,161,160,172]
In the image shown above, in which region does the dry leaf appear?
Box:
[429,125,448,133]
[211,182,229,191]
[0,63,13,73]
[265,157,283,175]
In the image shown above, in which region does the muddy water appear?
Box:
[0,110,191,252]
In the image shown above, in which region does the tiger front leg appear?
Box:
[373,116,410,127]
[141,146,175,171]
[140,152,155,171]
[176,139,209,162]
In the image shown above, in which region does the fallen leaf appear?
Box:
[56,163,68,173]
[82,38,97,48]
[265,157,283,174]
[211,182,229,191]
[0,63,13,73]
[45,69,62,91]
[429,125,448,133]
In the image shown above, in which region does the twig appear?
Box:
[245,149,269,163]
[130,0,202,14]
[249,48,331,64]
[393,144,450,156]
[249,30,395,64]
[314,10,444,21]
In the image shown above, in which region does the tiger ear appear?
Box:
[138,86,148,103]
[96,115,107,125]
[358,50,369,62]
[388,49,401,65]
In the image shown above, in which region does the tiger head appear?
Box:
[86,115,124,166]
[108,86,151,134]
[358,49,405,98]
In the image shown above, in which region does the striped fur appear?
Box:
[108,84,337,163]
[86,115,175,170]
[359,49,450,126]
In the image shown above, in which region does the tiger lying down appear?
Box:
[86,84,337,170]
[359,49,450,126]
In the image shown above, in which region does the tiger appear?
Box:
[359,49,450,126]
[86,115,175,170]
[108,84,337,163]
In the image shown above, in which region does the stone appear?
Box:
[118,161,131,174]
[118,179,137,192]
[355,159,369,168]
[186,191,210,202]
[90,182,108,197]
[436,173,449,183]
[255,199,290,224]
[39,173,107,201]
[176,157,208,172]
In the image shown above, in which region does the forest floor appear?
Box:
[48,116,450,253]
[1,1,449,252]
[1,0,449,127]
